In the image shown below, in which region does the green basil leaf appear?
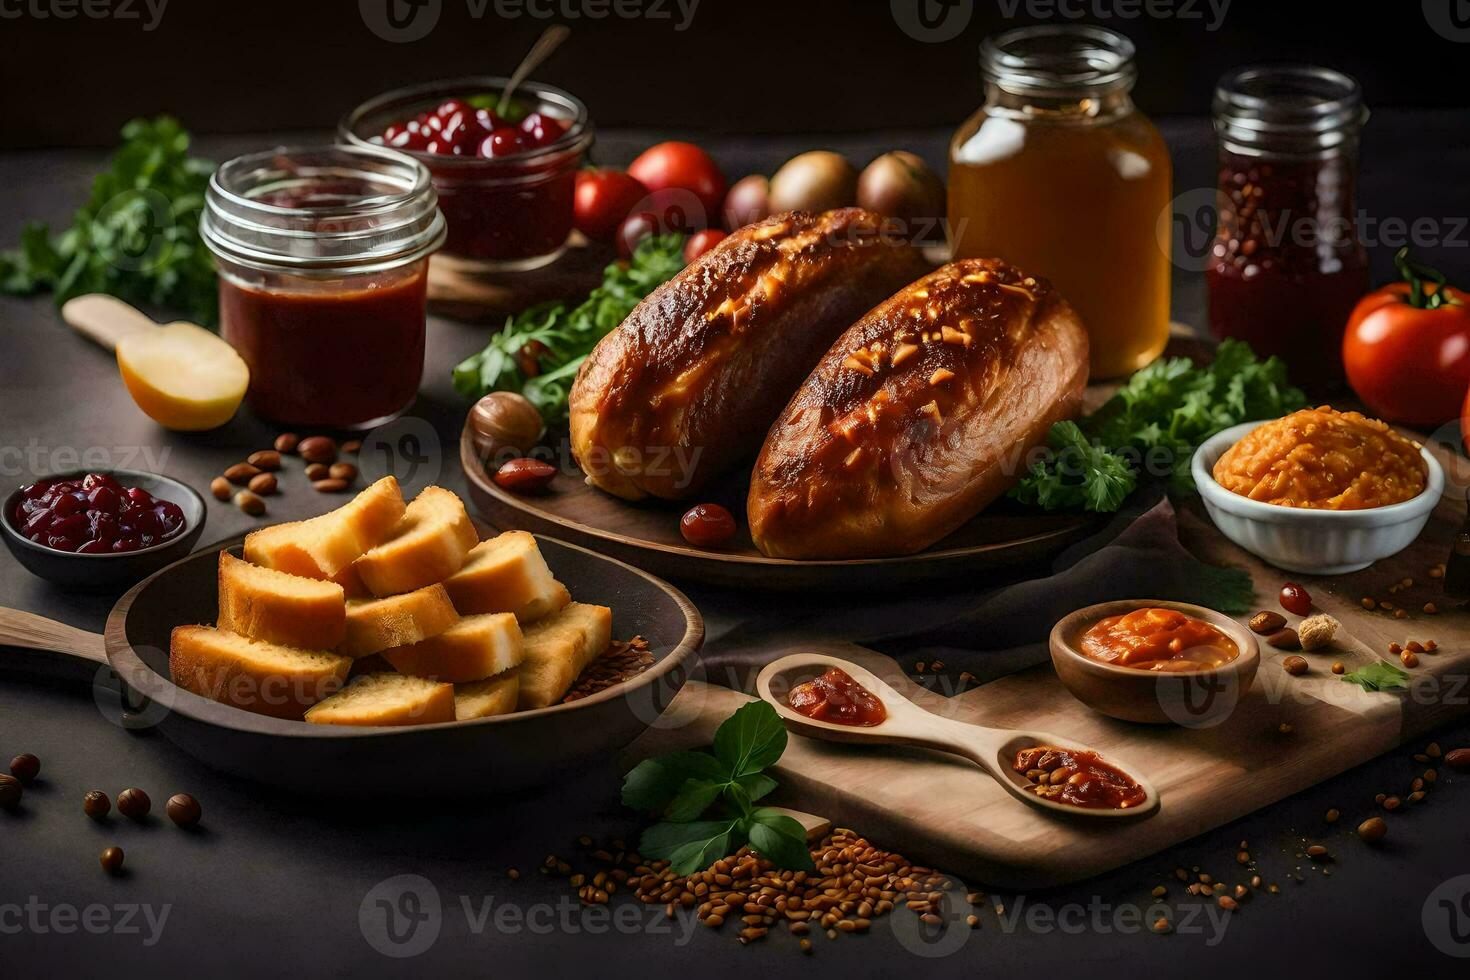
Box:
[621,751,726,812]
[712,701,787,778]
[665,778,726,823]
[641,819,738,875]
[737,772,778,803]
[747,811,815,872]
[1341,660,1410,693]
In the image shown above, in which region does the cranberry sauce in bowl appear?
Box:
[10,473,186,554]
[340,78,593,271]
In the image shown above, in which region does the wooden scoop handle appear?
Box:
[60,294,158,352]
[0,607,108,665]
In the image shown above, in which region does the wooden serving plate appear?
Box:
[624,440,1470,888]
[460,428,1098,591]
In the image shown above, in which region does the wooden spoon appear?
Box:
[497,25,571,118]
[755,653,1160,820]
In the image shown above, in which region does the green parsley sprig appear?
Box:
[0,116,218,326]
[1011,339,1308,513]
[622,701,814,875]
[1340,660,1411,693]
[451,232,687,424]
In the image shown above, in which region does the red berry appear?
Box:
[479,128,524,158]
[1279,582,1312,616]
[680,503,737,548]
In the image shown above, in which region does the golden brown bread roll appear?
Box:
[569,208,930,501]
[748,258,1089,559]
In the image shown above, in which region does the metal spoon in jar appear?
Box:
[755,652,1160,820]
[497,25,571,118]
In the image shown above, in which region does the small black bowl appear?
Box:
[2,470,207,591]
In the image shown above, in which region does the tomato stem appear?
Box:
[1394,246,1458,310]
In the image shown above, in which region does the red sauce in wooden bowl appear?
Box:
[1080,607,1239,673]
[1013,745,1147,810]
[787,667,887,727]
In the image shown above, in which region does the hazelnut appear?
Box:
[1249,611,1287,635]
[469,392,545,463]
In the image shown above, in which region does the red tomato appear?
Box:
[1342,249,1470,428]
[574,169,648,242]
[684,229,727,263]
[627,142,727,226]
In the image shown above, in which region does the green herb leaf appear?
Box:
[1010,421,1137,513]
[665,778,727,823]
[451,232,687,423]
[1341,660,1411,692]
[620,751,727,812]
[640,819,740,876]
[746,810,815,871]
[736,772,778,804]
[712,701,788,778]
[0,116,218,325]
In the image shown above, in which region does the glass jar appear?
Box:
[201,145,446,430]
[1207,66,1369,391]
[340,77,593,272]
[949,25,1172,379]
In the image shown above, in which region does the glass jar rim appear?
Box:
[201,144,446,276]
[981,25,1137,98]
[338,75,594,170]
[1214,64,1368,156]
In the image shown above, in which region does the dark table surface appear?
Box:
[3,115,1470,976]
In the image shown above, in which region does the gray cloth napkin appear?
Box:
[686,487,1255,694]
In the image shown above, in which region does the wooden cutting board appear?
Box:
[624,441,1470,889]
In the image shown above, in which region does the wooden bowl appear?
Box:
[1049,600,1260,726]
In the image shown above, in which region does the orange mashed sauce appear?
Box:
[1080,607,1239,672]
[1212,407,1426,510]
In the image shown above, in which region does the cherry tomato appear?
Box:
[1279,582,1312,616]
[684,229,727,263]
[627,142,727,225]
[479,128,524,158]
[1343,248,1470,428]
[573,169,648,242]
[680,503,737,547]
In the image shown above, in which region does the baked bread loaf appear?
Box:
[355,486,479,597]
[304,673,455,727]
[216,552,346,650]
[569,209,930,501]
[748,258,1089,559]
[339,584,460,658]
[169,625,351,720]
[454,670,520,720]
[442,531,570,624]
[518,602,613,709]
[382,612,524,684]
[244,476,405,579]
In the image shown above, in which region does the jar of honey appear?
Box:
[949,26,1172,379]
[1207,66,1369,391]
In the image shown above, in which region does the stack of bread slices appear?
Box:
[168,477,613,726]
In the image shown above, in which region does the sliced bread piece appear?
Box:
[217,552,346,650]
[454,670,520,720]
[442,530,571,624]
[304,673,454,727]
[244,476,405,579]
[169,625,351,721]
[332,560,372,599]
[356,486,479,597]
[382,612,524,684]
[517,602,613,709]
[339,584,459,658]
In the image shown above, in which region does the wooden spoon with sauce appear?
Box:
[755,652,1160,820]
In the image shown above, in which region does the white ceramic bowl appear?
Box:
[1192,421,1444,575]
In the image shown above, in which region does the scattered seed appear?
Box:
[1325,808,1339,823]
[1358,817,1387,843]
[100,846,124,875]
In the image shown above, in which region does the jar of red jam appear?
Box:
[201,145,446,429]
[1207,66,1370,391]
[340,77,593,272]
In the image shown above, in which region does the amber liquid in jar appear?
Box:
[949,27,1172,379]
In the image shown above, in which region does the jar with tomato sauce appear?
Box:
[340,77,593,272]
[201,145,446,429]
[1207,66,1370,391]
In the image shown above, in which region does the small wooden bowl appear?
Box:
[1049,600,1260,726]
